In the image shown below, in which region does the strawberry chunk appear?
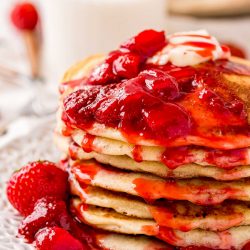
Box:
[11,2,38,30]
[35,227,85,250]
[18,197,68,242]
[139,69,180,101]
[112,52,140,79]
[88,30,167,85]
[120,29,166,58]
[6,161,68,216]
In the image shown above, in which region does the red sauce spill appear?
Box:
[61,112,74,136]
[71,161,101,185]
[161,146,248,169]
[132,145,143,162]
[133,178,244,205]
[81,134,95,153]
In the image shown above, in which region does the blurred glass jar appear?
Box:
[37,0,167,84]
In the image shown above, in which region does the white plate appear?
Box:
[0,117,60,250]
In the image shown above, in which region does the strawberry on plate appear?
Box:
[18,197,69,242]
[6,161,68,216]
[35,226,84,250]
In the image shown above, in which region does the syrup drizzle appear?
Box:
[81,134,95,153]
[132,145,143,162]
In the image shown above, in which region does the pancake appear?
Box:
[71,199,250,250]
[59,55,250,149]
[69,159,250,205]
[70,177,250,231]
[56,118,250,169]
[97,233,169,250]
[55,133,250,181]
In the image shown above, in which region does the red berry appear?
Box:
[6,161,68,216]
[120,29,166,58]
[11,2,38,30]
[18,197,68,242]
[35,227,84,250]
[112,53,140,79]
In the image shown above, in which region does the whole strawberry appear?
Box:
[35,227,84,250]
[7,161,68,216]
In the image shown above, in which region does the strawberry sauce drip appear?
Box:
[62,30,250,150]
[81,134,95,153]
[71,161,101,185]
[179,41,216,57]
[133,178,244,205]
[132,145,143,162]
[161,146,248,169]
[69,142,79,160]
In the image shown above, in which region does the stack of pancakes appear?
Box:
[55,54,250,250]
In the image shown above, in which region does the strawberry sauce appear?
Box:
[161,146,249,169]
[133,177,244,205]
[81,134,95,153]
[132,145,143,162]
[71,160,246,206]
[62,30,250,150]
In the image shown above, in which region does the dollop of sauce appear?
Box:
[148,30,230,67]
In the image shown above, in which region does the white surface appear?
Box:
[0,117,60,250]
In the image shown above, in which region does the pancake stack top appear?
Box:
[55,29,250,250]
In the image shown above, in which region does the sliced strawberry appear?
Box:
[6,161,68,216]
[18,197,68,242]
[35,227,85,250]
